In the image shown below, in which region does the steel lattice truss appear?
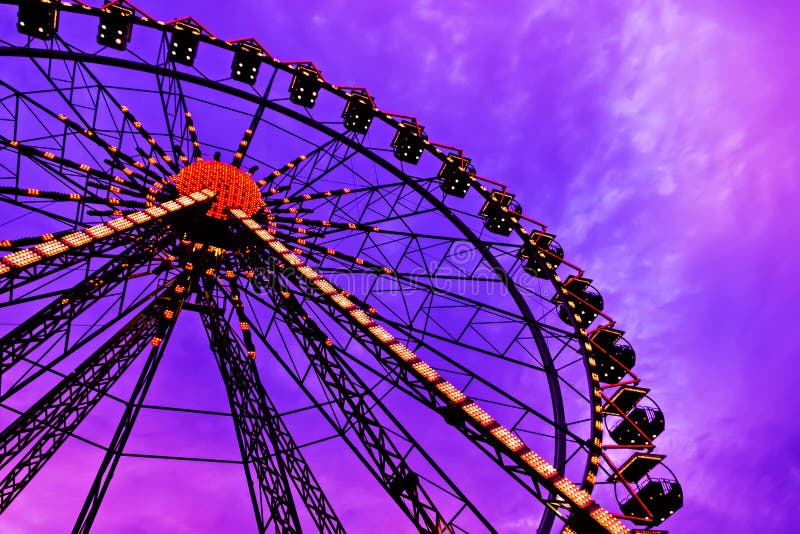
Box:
[0,2,682,533]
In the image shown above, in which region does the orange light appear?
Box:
[85,225,115,239]
[61,232,93,248]
[520,450,558,478]
[174,161,263,219]
[435,381,466,403]
[462,402,493,427]
[411,361,440,382]
[490,426,525,452]
[2,249,42,268]
[349,309,374,326]
[144,206,169,218]
[33,241,69,257]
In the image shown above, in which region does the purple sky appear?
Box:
[2,1,799,532]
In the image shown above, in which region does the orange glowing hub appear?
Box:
[174,160,264,219]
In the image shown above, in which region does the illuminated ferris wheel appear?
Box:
[0,1,682,532]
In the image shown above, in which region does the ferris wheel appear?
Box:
[0,1,683,532]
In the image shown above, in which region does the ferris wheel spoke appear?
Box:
[0,194,87,233]
[264,226,532,326]
[254,145,332,192]
[266,138,357,199]
[73,264,192,532]
[0,231,174,381]
[48,36,181,174]
[199,289,340,534]
[238,279,492,533]
[0,189,214,295]
[155,37,203,164]
[16,48,170,194]
[0,296,172,514]
[231,106,265,168]
[268,215,514,251]
[283,285,589,458]
[1,270,181,404]
[232,209,628,533]
[265,180,409,209]
[0,135,118,206]
[216,279,355,533]
[0,184,147,212]
[0,78,164,192]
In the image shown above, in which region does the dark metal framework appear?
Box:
[0,2,681,533]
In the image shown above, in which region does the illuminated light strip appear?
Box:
[85,225,115,239]
[33,241,70,257]
[272,186,352,205]
[145,206,169,218]
[162,200,182,212]
[0,190,215,276]
[229,207,629,534]
[269,229,396,276]
[270,216,382,234]
[313,279,337,294]
[256,153,309,187]
[126,212,152,224]
[349,309,374,326]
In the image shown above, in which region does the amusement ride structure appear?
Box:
[0,1,682,532]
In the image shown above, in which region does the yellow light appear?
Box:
[520,450,558,478]
[331,294,355,310]
[367,325,395,344]
[462,402,493,427]
[411,361,440,382]
[2,249,43,268]
[33,241,69,257]
[490,426,525,452]
[126,212,152,224]
[435,381,466,403]
[61,232,93,248]
[313,279,337,294]
[144,206,169,218]
[162,200,182,212]
[350,309,374,326]
[85,225,115,239]
[589,508,630,534]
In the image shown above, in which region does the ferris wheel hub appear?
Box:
[174,160,264,220]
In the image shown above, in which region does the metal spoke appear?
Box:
[200,281,342,533]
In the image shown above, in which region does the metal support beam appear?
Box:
[73,270,190,532]
[238,280,486,533]
[200,285,343,533]
[0,299,170,513]
[0,232,172,379]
